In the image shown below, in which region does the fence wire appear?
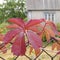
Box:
[0,37,60,60]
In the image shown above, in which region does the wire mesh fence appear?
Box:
[0,37,60,60]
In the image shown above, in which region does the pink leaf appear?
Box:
[27,30,42,49]
[12,32,26,56]
[3,29,20,44]
[8,18,25,28]
[25,19,45,29]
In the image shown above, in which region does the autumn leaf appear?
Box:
[29,46,41,56]
[46,21,58,34]
[3,18,60,57]
[52,42,60,50]
[46,28,55,38]
[25,19,45,29]
[3,18,43,56]
[8,18,25,28]
[29,46,33,55]
[52,37,60,55]
[6,24,20,29]
[39,31,44,40]
[3,29,20,44]
[27,30,42,49]
[28,24,43,34]
[35,49,41,56]
[44,29,50,42]
[12,32,26,56]
[52,43,58,50]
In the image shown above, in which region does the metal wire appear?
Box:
[0,37,60,60]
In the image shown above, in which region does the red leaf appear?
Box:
[8,18,25,28]
[6,24,20,29]
[27,30,42,49]
[25,19,45,29]
[12,32,26,56]
[3,29,20,44]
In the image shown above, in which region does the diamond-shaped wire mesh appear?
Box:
[0,38,60,60]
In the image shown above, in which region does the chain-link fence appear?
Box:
[0,37,60,60]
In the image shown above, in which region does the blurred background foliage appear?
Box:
[0,0,27,23]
